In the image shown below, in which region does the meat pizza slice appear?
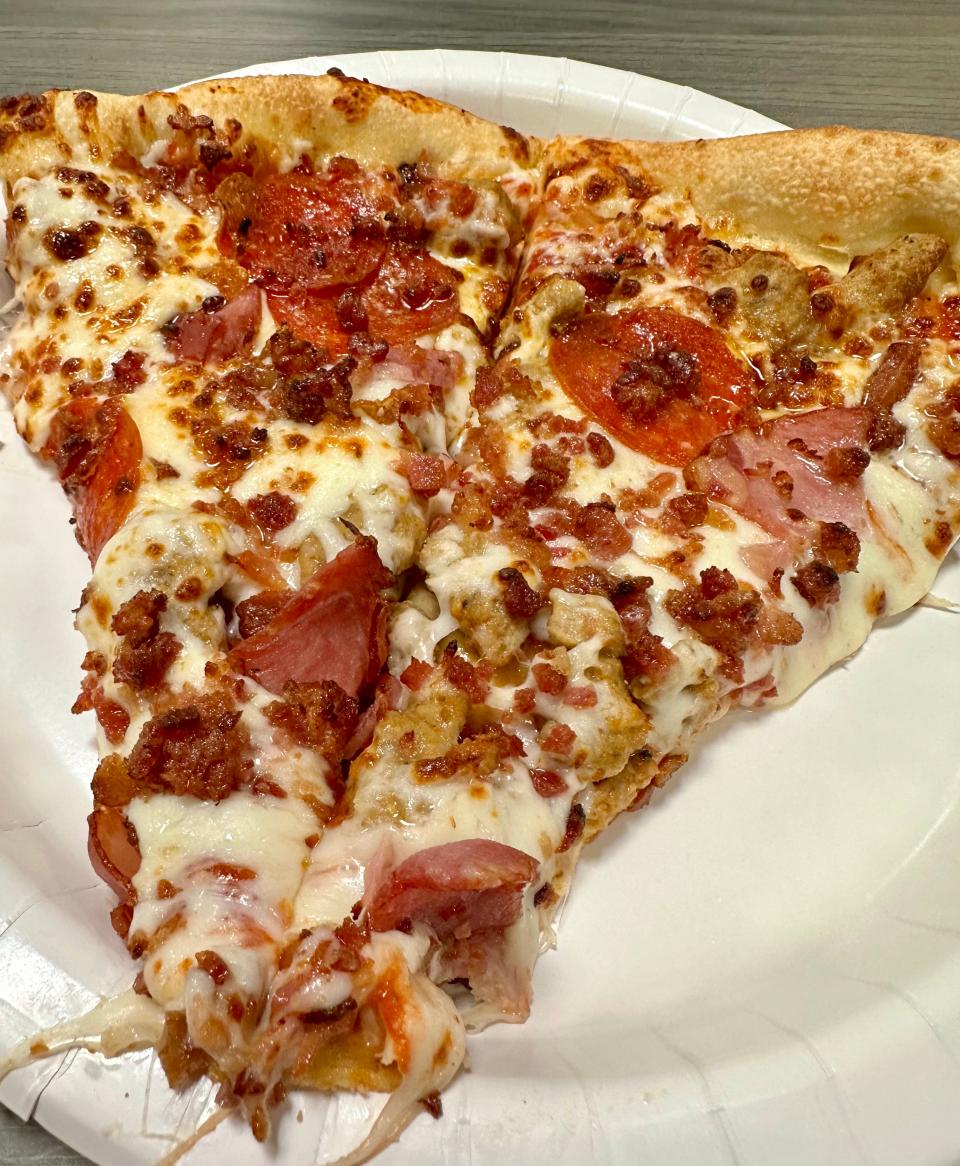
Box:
[0,73,538,1157]
[417,124,960,959]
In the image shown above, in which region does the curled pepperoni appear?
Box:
[238,171,388,293]
[550,308,757,466]
[265,291,349,355]
[364,244,462,344]
[45,398,142,564]
[88,807,140,903]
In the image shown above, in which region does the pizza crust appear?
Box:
[0,72,538,190]
[548,129,960,276]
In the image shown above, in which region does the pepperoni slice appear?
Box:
[88,807,141,903]
[364,244,462,344]
[549,307,757,466]
[266,291,350,355]
[366,839,540,940]
[45,398,143,564]
[239,172,388,293]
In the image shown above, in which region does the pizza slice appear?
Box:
[3,69,960,1166]
[0,74,540,1156]
[429,125,960,866]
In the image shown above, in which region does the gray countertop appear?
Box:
[1,0,959,1162]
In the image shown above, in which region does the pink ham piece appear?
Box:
[433,931,534,1021]
[398,452,454,497]
[687,406,873,542]
[170,285,262,365]
[229,537,393,697]
[366,839,540,941]
[383,343,464,391]
[344,673,406,758]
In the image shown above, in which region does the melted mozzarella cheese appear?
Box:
[230,417,422,575]
[4,170,221,445]
[128,791,318,1007]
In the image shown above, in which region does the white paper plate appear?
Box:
[3,49,960,1166]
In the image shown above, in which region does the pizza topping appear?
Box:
[923,382,960,459]
[814,234,947,334]
[611,577,676,684]
[573,500,632,561]
[157,1012,214,1090]
[72,673,131,744]
[754,603,804,646]
[123,695,254,801]
[236,169,390,293]
[440,647,491,704]
[111,589,181,690]
[816,520,861,573]
[45,398,143,563]
[415,723,524,783]
[686,407,873,541]
[235,590,292,638]
[366,839,539,940]
[866,407,907,452]
[550,307,757,465]
[91,753,136,807]
[111,350,148,390]
[821,445,870,482]
[862,340,922,410]
[167,285,261,365]
[556,803,586,853]
[277,354,357,424]
[790,560,841,608]
[229,537,393,697]
[666,491,708,528]
[364,244,462,343]
[265,680,360,764]
[529,768,567,797]
[497,567,546,619]
[87,807,141,903]
[246,491,297,534]
[722,251,815,349]
[664,567,761,667]
[399,453,450,498]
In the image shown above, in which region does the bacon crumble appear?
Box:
[111,589,181,690]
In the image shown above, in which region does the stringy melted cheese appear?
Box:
[128,791,319,1007]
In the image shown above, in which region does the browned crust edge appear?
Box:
[548,128,960,272]
[0,72,539,190]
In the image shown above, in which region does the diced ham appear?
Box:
[229,538,394,697]
[384,343,464,391]
[170,286,262,365]
[399,453,452,497]
[344,673,406,758]
[687,406,873,543]
[366,839,539,941]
